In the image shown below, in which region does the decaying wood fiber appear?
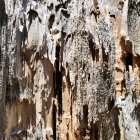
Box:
[0,0,140,140]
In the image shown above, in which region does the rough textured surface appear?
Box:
[1,0,140,139]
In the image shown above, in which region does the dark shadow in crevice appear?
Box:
[88,32,99,63]
[90,121,99,140]
[27,9,41,31]
[53,101,56,140]
[102,45,108,65]
[55,44,62,116]
[12,80,20,103]
[108,96,115,111]
[80,105,89,138]
[0,0,7,27]
[125,52,133,72]
[112,107,121,140]
[55,0,71,12]
[28,9,38,28]
[47,3,54,11]
[48,14,55,30]
[61,9,70,18]
[83,104,88,127]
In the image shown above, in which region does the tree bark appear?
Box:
[0,0,140,139]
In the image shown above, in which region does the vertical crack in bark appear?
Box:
[125,52,133,72]
[53,100,56,140]
[55,43,62,116]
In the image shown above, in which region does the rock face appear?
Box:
[0,0,140,139]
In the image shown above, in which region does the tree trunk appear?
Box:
[0,0,140,139]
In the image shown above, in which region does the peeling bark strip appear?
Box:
[1,0,140,139]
